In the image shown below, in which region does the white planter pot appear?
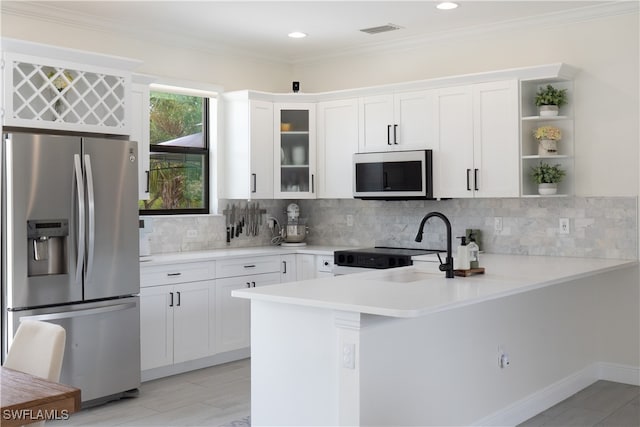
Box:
[538,183,558,195]
[539,105,559,117]
[538,139,558,155]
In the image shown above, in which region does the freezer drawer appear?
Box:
[9,297,140,405]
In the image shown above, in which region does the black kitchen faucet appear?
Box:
[415,212,454,279]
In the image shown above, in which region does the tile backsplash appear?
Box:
[141,199,289,254]
[143,196,637,260]
[298,197,637,260]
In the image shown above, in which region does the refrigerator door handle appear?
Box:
[73,154,85,283]
[84,154,96,281]
[20,302,137,321]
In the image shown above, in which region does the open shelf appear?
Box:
[520,78,575,197]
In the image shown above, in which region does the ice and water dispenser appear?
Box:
[27,219,69,276]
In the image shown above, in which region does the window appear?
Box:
[139,90,211,215]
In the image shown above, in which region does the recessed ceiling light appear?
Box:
[436,2,459,10]
[288,32,307,39]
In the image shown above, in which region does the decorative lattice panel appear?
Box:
[7,59,128,132]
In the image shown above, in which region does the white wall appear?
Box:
[293,13,640,198]
[0,11,292,92]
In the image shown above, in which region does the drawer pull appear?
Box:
[167,272,182,277]
[243,265,256,269]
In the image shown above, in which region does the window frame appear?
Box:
[139,92,211,216]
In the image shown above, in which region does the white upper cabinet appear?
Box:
[472,80,520,198]
[435,85,474,198]
[274,103,317,199]
[222,92,274,199]
[2,40,140,135]
[435,80,519,198]
[317,98,359,199]
[358,90,436,152]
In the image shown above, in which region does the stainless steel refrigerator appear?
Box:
[1,131,141,406]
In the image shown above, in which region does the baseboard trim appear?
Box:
[472,362,639,426]
[598,362,640,386]
[141,348,250,382]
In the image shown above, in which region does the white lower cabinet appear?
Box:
[215,272,281,352]
[140,261,215,371]
[296,253,335,279]
[215,256,282,353]
[280,254,297,283]
[140,252,330,378]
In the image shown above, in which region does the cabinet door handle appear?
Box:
[252,281,256,288]
[393,124,398,144]
[169,292,174,307]
[176,291,181,307]
[387,125,392,145]
[474,168,479,191]
[246,282,251,288]
[311,174,315,193]
[466,169,471,191]
[145,170,150,193]
[251,173,257,193]
[282,260,287,274]
[167,272,182,277]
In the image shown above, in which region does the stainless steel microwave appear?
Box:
[353,149,433,200]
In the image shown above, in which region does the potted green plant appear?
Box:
[535,84,568,117]
[531,162,565,195]
[534,126,562,155]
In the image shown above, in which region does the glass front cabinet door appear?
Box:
[274,103,317,199]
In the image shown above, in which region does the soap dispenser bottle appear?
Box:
[455,236,470,270]
[467,233,480,269]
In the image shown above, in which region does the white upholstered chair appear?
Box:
[4,319,66,382]
[3,320,67,426]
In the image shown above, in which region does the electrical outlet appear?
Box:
[342,343,355,369]
[559,218,570,234]
[494,217,503,233]
[498,346,510,369]
[346,215,354,227]
[186,229,197,238]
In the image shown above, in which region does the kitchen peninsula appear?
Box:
[233,254,639,426]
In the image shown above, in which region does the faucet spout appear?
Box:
[415,211,454,279]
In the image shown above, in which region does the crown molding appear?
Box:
[2,1,638,66]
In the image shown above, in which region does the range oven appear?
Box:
[333,247,443,275]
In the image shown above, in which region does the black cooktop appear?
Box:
[334,246,443,269]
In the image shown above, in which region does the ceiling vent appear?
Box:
[359,23,403,35]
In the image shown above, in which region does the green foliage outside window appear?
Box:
[139,91,209,214]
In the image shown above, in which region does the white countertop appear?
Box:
[232,254,638,318]
[139,245,349,266]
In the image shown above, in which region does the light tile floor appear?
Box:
[49,359,251,427]
[518,380,639,427]
[50,360,638,427]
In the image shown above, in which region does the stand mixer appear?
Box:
[281,203,308,246]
